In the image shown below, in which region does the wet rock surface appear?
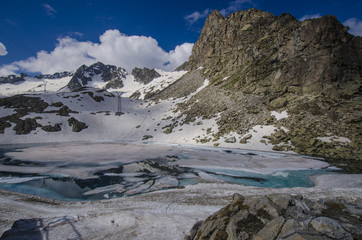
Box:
[185,194,362,240]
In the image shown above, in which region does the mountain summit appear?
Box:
[189,8,361,99]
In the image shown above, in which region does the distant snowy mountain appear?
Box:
[0,62,186,99]
[0,72,73,97]
[65,62,127,91]
[34,71,73,80]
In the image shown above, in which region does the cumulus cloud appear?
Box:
[0,42,8,56]
[343,18,362,36]
[0,30,193,76]
[43,4,57,17]
[185,9,211,25]
[299,13,322,21]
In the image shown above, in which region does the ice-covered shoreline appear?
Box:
[1,174,361,239]
[0,141,361,239]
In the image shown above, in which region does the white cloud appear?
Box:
[299,13,322,21]
[219,0,253,17]
[0,42,7,56]
[343,18,362,36]
[0,30,193,76]
[43,4,57,17]
[185,9,211,25]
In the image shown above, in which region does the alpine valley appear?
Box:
[1,9,361,172]
[0,8,361,240]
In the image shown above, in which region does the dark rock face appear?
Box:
[188,9,361,99]
[185,194,362,240]
[66,62,127,91]
[0,95,49,113]
[0,95,50,134]
[13,118,40,135]
[131,67,161,84]
[41,123,62,132]
[68,117,88,132]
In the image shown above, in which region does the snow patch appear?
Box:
[271,110,288,120]
[316,136,351,144]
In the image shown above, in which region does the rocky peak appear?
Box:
[201,10,224,35]
[131,67,161,84]
[188,9,361,99]
[66,62,127,91]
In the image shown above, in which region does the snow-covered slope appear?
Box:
[111,69,187,99]
[0,62,291,152]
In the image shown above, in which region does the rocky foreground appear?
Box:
[185,194,362,240]
[0,175,361,240]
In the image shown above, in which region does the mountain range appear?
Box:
[0,9,361,172]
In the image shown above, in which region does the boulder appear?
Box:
[185,194,362,240]
[225,137,236,143]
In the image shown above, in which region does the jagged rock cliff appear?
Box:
[160,9,362,171]
[189,9,361,99]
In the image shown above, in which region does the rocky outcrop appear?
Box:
[185,194,362,240]
[66,62,127,91]
[67,117,88,132]
[188,9,361,99]
[131,67,161,84]
[158,9,362,170]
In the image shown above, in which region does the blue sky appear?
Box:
[0,0,361,76]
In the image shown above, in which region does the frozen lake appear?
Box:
[0,141,334,201]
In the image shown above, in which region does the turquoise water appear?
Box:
[0,144,337,201]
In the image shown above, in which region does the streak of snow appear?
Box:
[271,110,288,120]
[316,136,351,144]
